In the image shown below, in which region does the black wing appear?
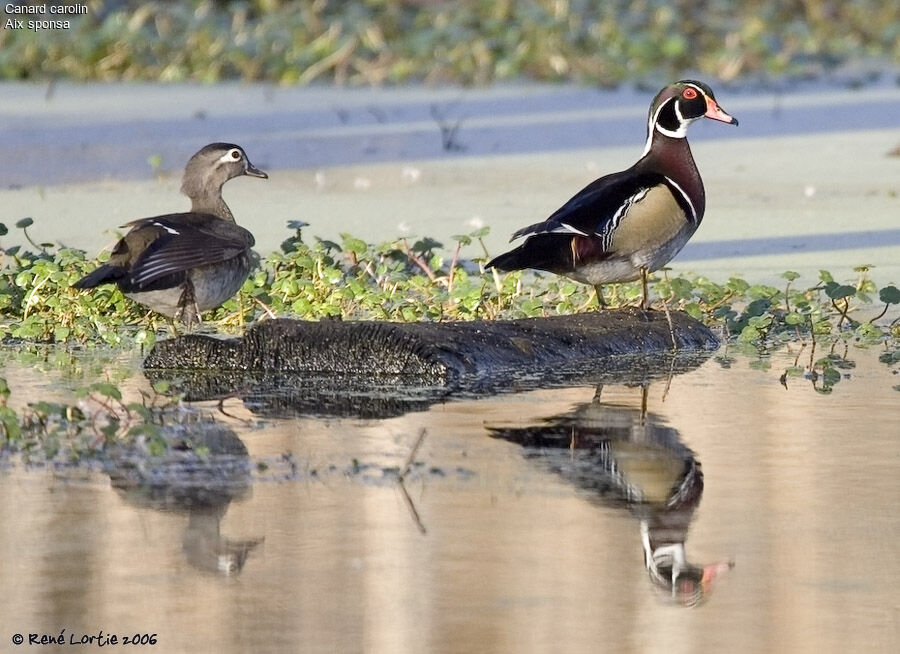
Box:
[124,213,255,289]
[511,169,667,243]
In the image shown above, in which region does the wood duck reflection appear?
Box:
[486,385,732,607]
[105,418,263,576]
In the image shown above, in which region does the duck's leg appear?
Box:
[640,267,650,310]
[176,280,202,330]
[593,284,607,308]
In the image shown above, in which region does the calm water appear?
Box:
[1,345,898,653]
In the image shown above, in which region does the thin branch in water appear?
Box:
[659,294,679,353]
[399,428,427,481]
[217,392,253,424]
[397,477,427,536]
[397,428,428,535]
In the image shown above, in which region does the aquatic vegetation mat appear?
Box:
[2,1,898,85]
[2,219,897,353]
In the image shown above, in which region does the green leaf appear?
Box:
[744,298,772,317]
[341,234,368,256]
[90,382,122,401]
[879,285,900,305]
[822,367,842,386]
[824,282,855,300]
[738,324,761,342]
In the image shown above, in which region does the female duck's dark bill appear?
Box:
[246,163,268,179]
[704,98,738,126]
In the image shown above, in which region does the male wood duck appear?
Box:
[486,385,732,607]
[486,80,738,309]
[74,143,267,326]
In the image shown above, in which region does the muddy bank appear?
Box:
[143,310,718,418]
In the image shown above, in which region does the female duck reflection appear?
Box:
[106,418,263,576]
[486,385,732,607]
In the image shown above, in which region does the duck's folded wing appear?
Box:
[511,170,667,247]
[125,214,255,288]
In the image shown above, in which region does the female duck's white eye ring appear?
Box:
[228,148,242,160]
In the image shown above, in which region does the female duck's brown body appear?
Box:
[487,81,738,308]
[74,143,267,326]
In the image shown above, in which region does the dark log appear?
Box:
[142,310,719,418]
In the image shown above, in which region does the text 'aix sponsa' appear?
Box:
[487,81,738,309]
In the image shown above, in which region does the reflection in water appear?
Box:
[486,385,732,607]
[105,417,263,575]
[143,350,715,420]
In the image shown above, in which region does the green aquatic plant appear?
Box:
[0,375,182,464]
[2,219,898,358]
[0,1,897,86]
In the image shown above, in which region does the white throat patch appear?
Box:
[642,97,694,156]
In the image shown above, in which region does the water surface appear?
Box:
[1,345,897,653]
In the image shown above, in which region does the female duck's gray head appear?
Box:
[180,142,267,201]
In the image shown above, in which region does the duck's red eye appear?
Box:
[682,87,698,100]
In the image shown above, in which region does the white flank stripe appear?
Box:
[663,176,696,222]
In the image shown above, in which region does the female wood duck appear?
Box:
[486,81,738,309]
[74,143,267,326]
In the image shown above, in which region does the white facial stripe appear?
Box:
[663,176,697,222]
[643,96,689,154]
[656,97,690,139]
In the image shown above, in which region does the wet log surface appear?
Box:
[143,310,719,419]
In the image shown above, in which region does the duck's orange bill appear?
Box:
[705,98,739,126]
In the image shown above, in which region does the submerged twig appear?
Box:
[399,428,427,481]
[397,477,427,536]
[397,428,429,535]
